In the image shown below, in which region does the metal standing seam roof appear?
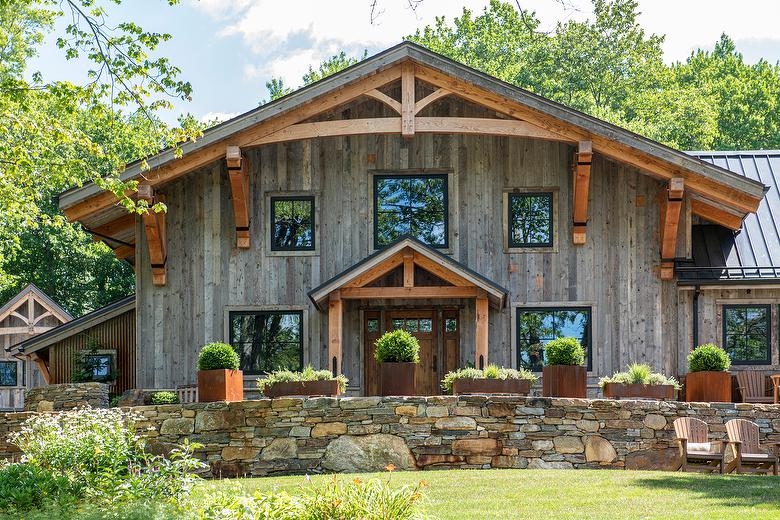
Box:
[679,151,780,282]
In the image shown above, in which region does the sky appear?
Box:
[29,0,780,124]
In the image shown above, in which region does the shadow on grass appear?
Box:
[635,473,780,509]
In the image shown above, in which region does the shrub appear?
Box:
[197,342,240,371]
[688,343,731,372]
[0,463,80,514]
[598,363,680,389]
[441,365,537,393]
[374,330,420,363]
[257,365,349,394]
[544,337,585,366]
[150,391,180,405]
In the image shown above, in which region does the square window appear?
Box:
[374,174,448,248]
[405,319,419,332]
[367,319,379,333]
[516,307,591,371]
[419,319,433,333]
[445,318,457,333]
[723,305,771,365]
[0,361,17,386]
[271,196,315,251]
[229,310,303,374]
[80,354,113,382]
[508,192,553,248]
[392,319,404,330]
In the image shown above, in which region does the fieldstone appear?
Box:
[528,459,574,470]
[36,400,54,412]
[434,416,477,430]
[553,436,584,454]
[584,436,617,463]
[260,438,298,460]
[451,438,501,456]
[195,410,244,432]
[289,426,312,437]
[322,434,416,472]
[311,422,348,437]
[532,440,554,451]
[160,417,194,435]
[415,454,464,467]
[395,406,417,417]
[488,403,514,417]
[222,446,259,461]
[426,406,449,417]
[576,420,600,432]
[625,448,680,471]
[643,414,667,430]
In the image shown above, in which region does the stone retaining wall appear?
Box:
[24,383,109,412]
[3,396,780,476]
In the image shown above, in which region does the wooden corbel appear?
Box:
[401,62,415,139]
[226,145,251,248]
[138,184,167,286]
[572,140,592,245]
[660,178,685,280]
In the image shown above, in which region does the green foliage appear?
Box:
[264,50,368,103]
[688,344,731,372]
[150,391,180,405]
[598,363,680,389]
[197,342,240,371]
[441,364,537,393]
[373,330,421,364]
[257,365,348,394]
[0,463,80,514]
[545,337,585,366]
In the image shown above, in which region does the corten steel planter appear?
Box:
[380,362,416,396]
[198,369,244,402]
[602,383,676,401]
[685,371,731,403]
[262,379,341,398]
[542,365,587,398]
[452,378,531,396]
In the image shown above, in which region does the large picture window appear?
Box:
[374,174,448,248]
[0,361,17,386]
[508,192,553,248]
[722,305,771,365]
[229,310,303,374]
[270,196,315,251]
[516,307,592,371]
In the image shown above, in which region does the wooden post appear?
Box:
[401,62,415,139]
[572,140,592,245]
[403,249,414,288]
[30,353,50,384]
[660,178,685,280]
[138,184,167,286]
[226,145,251,248]
[475,294,488,369]
[328,291,343,376]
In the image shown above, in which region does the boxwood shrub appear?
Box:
[197,342,240,371]
[373,330,420,363]
[688,343,731,372]
[150,391,180,405]
[545,337,585,366]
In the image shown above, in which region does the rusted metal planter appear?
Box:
[262,379,341,398]
[542,365,587,398]
[685,371,731,402]
[602,383,676,400]
[198,369,243,402]
[380,362,416,396]
[452,378,531,395]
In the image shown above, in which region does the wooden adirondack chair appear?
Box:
[673,417,725,474]
[726,419,780,475]
[736,371,773,403]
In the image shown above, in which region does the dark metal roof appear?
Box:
[678,151,780,283]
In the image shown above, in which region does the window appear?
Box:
[723,305,771,365]
[374,174,448,248]
[516,307,592,371]
[0,361,17,386]
[83,354,113,381]
[270,196,315,251]
[229,310,303,374]
[508,192,553,248]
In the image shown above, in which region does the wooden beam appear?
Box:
[401,61,415,138]
[226,145,251,248]
[403,249,414,288]
[660,178,685,280]
[342,252,405,288]
[0,326,55,335]
[475,296,489,369]
[414,88,451,114]
[138,184,167,286]
[364,89,402,114]
[691,199,744,231]
[113,245,135,260]
[30,353,50,384]
[328,291,343,376]
[412,252,471,287]
[572,140,592,245]
[340,286,479,299]
[90,213,136,237]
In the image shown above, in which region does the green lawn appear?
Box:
[200,469,780,519]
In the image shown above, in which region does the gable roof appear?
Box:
[59,41,765,233]
[0,283,72,325]
[678,151,780,284]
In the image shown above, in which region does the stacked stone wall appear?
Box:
[24,383,109,412]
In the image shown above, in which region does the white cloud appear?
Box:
[200,111,240,123]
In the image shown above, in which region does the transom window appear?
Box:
[374,174,448,248]
[271,196,315,251]
[229,310,303,374]
[0,361,17,386]
[516,307,592,371]
[722,305,771,365]
[508,192,553,248]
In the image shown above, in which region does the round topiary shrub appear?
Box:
[688,343,731,372]
[545,337,585,366]
[374,330,420,363]
[150,391,180,405]
[197,342,240,371]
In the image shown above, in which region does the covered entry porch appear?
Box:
[308,237,507,395]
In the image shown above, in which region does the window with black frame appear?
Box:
[270,196,315,251]
[0,361,17,386]
[722,305,771,364]
[516,307,591,371]
[229,310,303,374]
[374,174,448,248]
[83,354,113,381]
[508,192,553,248]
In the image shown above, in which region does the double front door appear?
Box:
[364,309,459,396]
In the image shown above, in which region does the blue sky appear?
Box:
[29,0,780,125]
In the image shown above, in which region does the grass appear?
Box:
[199,469,780,519]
